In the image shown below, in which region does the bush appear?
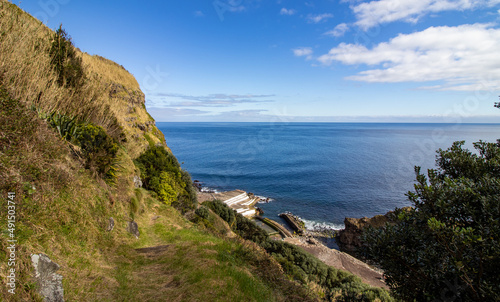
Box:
[157,171,179,205]
[205,200,268,243]
[261,239,393,301]
[195,206,210,220]
[234,213,268,244]
[41,111,79,141]
[75,123,119,182]
[49,25,85,89]
[205,200,235,226]
[364,140,500,301]
[180,169,198,208]
[36,108,119,184]
[135,145,197,211]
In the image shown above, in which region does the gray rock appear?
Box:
[127,221,140,238]
[31,254,64,302]
[106,217,115,232]
[133,176,142,188]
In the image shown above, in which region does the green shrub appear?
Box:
[135,145,197,211]
[195,206,210,220]
[363,140,500,301]
[205,200,268,243]
[35,107,119,184]
[75,123,119,182]
[234,213,268,244]
[260,239,393,300]
[157,171,179,205]
[135,145,180,190]
[180,169,198,208]
[205,200,235,226]
[49,25,85,89]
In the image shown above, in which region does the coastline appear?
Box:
[196,185,388,289]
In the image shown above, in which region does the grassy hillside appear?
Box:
[0,1,392,301]
[0,2,313,301]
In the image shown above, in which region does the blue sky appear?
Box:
[18,0,500,122]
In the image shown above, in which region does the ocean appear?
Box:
[157,123,500,230]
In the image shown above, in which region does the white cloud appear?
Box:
[292,47,314,60]
[280,8,296,15]
[307,13,334,23]
[151,93,275,107]
[318,23,500,91]
[352,0,500,29]
[324,23,350,37]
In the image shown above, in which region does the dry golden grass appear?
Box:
[80,53,140,90]
[0,1,114,130]
[0,0,167,150]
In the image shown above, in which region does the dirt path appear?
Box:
[284,237,388,289]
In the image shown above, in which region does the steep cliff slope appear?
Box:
[0,2,316,301]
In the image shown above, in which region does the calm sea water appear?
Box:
[157,123,500,229]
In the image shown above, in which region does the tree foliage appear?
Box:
[135,145,197,211]
[49,25,85,89]
[364,140,500,301]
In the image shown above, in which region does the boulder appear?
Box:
[133,176,142,188]
[127,221,140,238]
[31,254,64,302]
[106,217,114,232]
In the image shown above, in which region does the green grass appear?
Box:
[112,210,278,301]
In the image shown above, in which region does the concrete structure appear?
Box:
[218,190,260,217]
[200,189,260,217]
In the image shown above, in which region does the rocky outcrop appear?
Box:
[133,176,143,188]
[109,83,144,107]
[127,221,140,238]
[337,213,393,252]
[31,254,64,302]
[106,217,115,232]
[337,207,412,252]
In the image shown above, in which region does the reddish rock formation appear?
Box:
[338,213,391,252]
[337,207,412,252]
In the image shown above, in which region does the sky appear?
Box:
[17,0,500,122]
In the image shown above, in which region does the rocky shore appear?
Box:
[277,212,388,289]
[336,207,411,252]
[196,185,390,289]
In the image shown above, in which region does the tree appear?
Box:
[364,138,500,301]
[49,25,85,88]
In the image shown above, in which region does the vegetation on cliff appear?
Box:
[364,136,500,301]
[0,2,320,301]
[205,200,394,301]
